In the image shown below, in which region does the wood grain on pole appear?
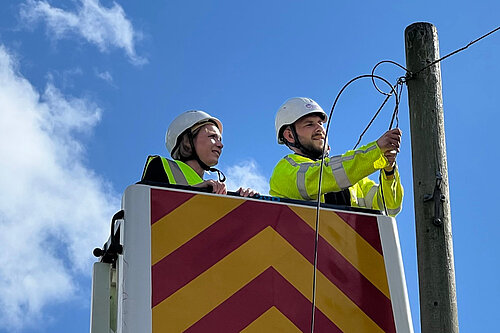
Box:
[405,22,459,333]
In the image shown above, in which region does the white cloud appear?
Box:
[0,45,119,329]
[95,69,113,84]
[48,67,84,89]
[224,159,270,195]
[20,0,146,65]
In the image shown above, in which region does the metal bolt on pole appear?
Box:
[404,22,459,333]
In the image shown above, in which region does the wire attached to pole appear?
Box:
[412,25,500,77]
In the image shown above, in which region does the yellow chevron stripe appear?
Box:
[152,227,384,333]
[151,195,243,265]
[290,206,390,298]
[241,307,301,332]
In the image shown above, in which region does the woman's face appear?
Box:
[193,123,223,166]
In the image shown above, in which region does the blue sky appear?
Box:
[0,1,498,332]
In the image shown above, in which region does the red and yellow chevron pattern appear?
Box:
[150,189,396,332]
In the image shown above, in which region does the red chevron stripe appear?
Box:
[151,200,395,332]
[184,267,341,333]
[151,188,194,224]
[279,208,395,333]
[336,211,383,254]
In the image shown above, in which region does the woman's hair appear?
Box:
[174,120,217,161]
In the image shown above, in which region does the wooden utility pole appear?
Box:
[404,22,459,332]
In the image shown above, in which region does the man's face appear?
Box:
[293,114,326,155]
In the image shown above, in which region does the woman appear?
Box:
[141,110,255,196]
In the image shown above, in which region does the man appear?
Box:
[269,97,403,216]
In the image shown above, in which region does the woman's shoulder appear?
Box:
[141,155,170,183]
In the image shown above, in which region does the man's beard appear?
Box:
[299,136,325,160]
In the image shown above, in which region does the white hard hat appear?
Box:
[275,97,328,144]
[166,110,223,158]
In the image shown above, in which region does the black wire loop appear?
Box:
[310,73,400,332]
[371,60,409,96]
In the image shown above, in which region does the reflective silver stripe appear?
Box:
[324,144,377,188]
[387,206,401,216]
[329,155,352,189]
[297,164,312,200]
[340,144,378,161]
[167,159,188,185]
[377,194,383,212]
[284,156,312,200]
[357,196,366,207]
[284,156,300,167]
[364,185,379,209]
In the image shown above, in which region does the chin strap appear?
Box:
[209,167,226,182]
[183,129,226,182]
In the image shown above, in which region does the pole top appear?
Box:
[405,22,436,36]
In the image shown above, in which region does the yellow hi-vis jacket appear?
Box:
[269,141,403,216]
[141,155,203,185]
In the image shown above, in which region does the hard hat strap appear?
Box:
[209,167,226,182]
[287,124,324,161]
[185,130,226,182]
[283,124,301,149]
[186,129,211,171]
